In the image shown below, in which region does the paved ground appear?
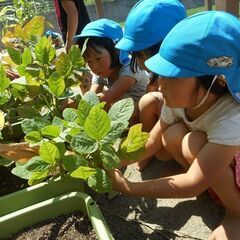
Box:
[94,158,224,240]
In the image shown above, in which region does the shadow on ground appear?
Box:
[91,159,224,240]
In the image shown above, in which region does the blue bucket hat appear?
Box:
[145,11,240,102]
[73,18,130,65]
[116,0,186,52]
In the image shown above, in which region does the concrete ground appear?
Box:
[95,158,224,240]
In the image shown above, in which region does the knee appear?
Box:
[182,131,207,163]
[162,122,188,152]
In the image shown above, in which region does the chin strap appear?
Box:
[190,75,218,110]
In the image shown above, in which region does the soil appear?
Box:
[8,211,97,240]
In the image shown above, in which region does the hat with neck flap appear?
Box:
[145,11,240,102]
[116,0,186,52]
[73,18,130,64]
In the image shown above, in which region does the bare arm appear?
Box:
[61,0,78,53]
[90,83,103,94]
[98,76,136,109]
[110,142,238,198]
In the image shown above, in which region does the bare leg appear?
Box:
[137,92,163,171]
[181,132,240,240]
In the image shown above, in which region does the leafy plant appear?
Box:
[0,34,86,140]
[12,92,149,193]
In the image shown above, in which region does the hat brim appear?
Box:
[116,37,151,52]
[145,53,204,78]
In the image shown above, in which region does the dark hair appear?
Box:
[196,75,229,96]
[78,36,121,69]
[130,41,162,73]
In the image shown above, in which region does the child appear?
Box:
[116,0,186,170]
[73,19,148,120]
[109,11,240,240]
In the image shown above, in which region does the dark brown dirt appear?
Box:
[8,211,97,240]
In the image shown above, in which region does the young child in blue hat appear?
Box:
[73,19,148,121]
[109,11,240,239]
[116,0,186,170]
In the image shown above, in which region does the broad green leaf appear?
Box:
[21,48,32,66]
[55,52,71,76]
[0,64,10,92]
[71,166,96,180]
[108,98,134,122]
[68,45,84,68]
[118,124,149,161]
[101,145,120,170]
[52,116,64,128]
[62,155,87,172]
[77,99,91,126]
[39,142,60,164]
[11,165,32,179]
[23,16,45,39]
[24,131,42,143]
[7,47,22,65]
[34,117,51,129]
[0,157,13,167]
[82,91,99,107]
[35,37,56,64]
[71,133,98,154]
[84,106,111,140]
[17,106,40,118]
[21,118,38,134]
[0,92,10,105]
[101,121,128,144]
[87,168,112,193]
[25,156,51,172]
[48,72,65,97]
[28,170,49,185]
[63,108,78,122]
[41,125,61,139]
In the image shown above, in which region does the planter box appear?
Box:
[0,175,84,216]
[0,191,114,240]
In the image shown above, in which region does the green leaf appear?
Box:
[108,98,134,123]
[25,156,51,172]
[63,108,78,122]
[17,106,40,118]
[71,133,98,154]
[21,48,32,66]
[77,99,91,126]
[7,47,22,65]
[11,165,32,180]
[55,52,71,76]
[68,45,84,68]
[118,123,149,161]
[71,166,96,180]
[41,125,61,139]
[21,118,38,134]
[48,72,65,97]
[84,106,111,140]
[82,91,99,107]
[0,64,10,92]
[62,155,87,172]
[101,145,120,170]
[0,157,13,167]
[101,121,128,144]
[24,131,43,143]
[35,37,56,64]
[87,168,112,193]
[39,142,60,164]
[28,170,49,185]
[34,117,51,130]
[0,92,10,105]
[23,16,45,39]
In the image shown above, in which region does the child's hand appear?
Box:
[108,169,130,193]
